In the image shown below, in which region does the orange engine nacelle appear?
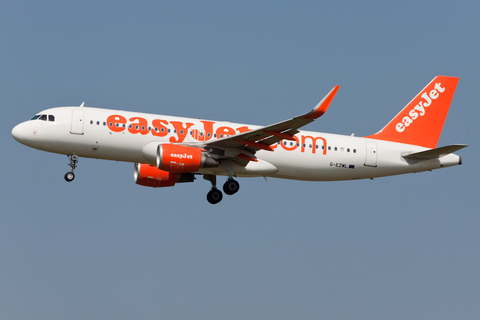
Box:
[157,144,218,173]
[134,163,194,188]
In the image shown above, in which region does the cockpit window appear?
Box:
[30,114,55,121]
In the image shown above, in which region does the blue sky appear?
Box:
[1,1,479,319]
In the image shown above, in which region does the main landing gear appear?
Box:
[204,174,240,204]
[223,178,240,195]
[64,155,78,182]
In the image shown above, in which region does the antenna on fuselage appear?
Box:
[79,102,85,108]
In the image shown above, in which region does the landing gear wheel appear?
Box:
[223,179,240,195]
[65,155,78,182]
[64,172,75,182]
[207,188,223,204]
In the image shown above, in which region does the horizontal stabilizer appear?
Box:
[402,144,467,160]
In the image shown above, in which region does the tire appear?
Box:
[64,172,75,182]
[207,188,223,204]
[223,179,239,195]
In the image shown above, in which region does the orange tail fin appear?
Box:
[366,76,459,148]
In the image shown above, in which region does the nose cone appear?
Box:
[12,123,24,142]
[12,122,29,144]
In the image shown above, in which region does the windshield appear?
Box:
[30,114,55,121]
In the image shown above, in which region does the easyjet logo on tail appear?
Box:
[365,75,458,148]
[396,82,445,133]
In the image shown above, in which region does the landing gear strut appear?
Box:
[65,155,78,182]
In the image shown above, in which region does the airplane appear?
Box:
[12,75,466,204]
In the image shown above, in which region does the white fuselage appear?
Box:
[12,106,461,181]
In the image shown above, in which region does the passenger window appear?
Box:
[48,115,55,121]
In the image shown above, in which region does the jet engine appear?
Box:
[156,144,218,173]
[134,163,194,188]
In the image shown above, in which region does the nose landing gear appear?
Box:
[64,155,78,182]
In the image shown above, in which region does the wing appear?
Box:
[185,85,340,164]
